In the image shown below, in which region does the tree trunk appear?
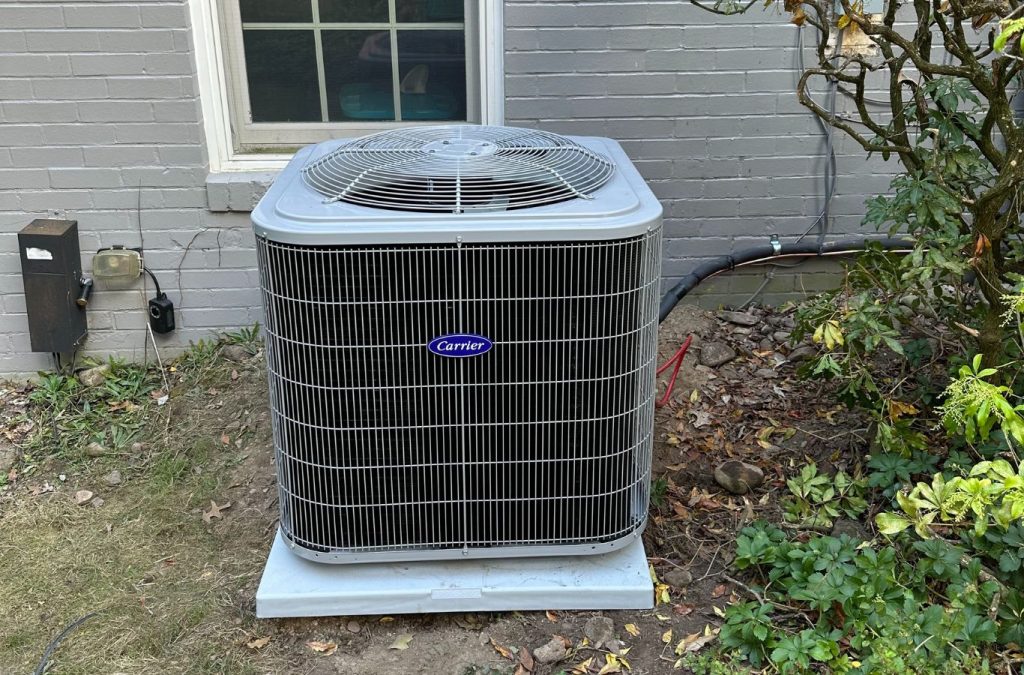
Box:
[973,210,1008,368]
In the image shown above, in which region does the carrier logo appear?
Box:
[427,334,493,357]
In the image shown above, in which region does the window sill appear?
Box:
[206,170,281,213]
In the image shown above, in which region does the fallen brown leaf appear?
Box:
[220,433,230,445]
[306,640,337,655]
[491,637,514,660]
[545,610,558,622]
[202,500,231,523]
[711,583,728,598]
[246,636,271,650]
[29,482,54,496]
[675,626,720,655]
[519,645,535,672]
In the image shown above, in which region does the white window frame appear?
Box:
[189,0,504,172]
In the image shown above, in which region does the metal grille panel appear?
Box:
[301,125,615,213]
[257,230,661,562]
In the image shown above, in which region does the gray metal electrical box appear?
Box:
[18,219,88,353]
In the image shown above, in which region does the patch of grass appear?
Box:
[25,358,162,461]
[149,439,215,493]
[172,339,221,380]
[223,324,261,351]
[150,452,190,490]
[0,336,281,674]
[173,324,263,385]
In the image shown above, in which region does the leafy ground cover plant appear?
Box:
[782,462,868,529]
[24,358,162,459]
[721,522,1002,673]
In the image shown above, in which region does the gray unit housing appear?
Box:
[253,126,662,563]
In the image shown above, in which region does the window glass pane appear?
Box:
[243,30,321,122]
[396,0,464,22]
[240,0,312,23]
[319,0,389,23]
[397,30,465,120]
[323,30,395,121]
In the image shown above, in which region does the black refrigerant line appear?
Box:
[657,236,915,323]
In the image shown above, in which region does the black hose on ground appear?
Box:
[658,237,914,323]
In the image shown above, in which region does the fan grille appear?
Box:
[301,125,615,213]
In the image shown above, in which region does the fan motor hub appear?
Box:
[422,138,498,159]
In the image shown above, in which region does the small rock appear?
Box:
[605,638,625,653]
[758,338,774,351]
[714,460,765,495]
[77,364,110,387]
[91,497,105,508]
[754,368,779,379]
[719,310,759,327]
[345,620,361,633]
[533,637,568,664]
[786,345,817,363]
[74,489,94,505]
[0,443,20,473]
[130,442,146,453]
[222,344,250,363]
[699,342,737,368]
[584,616,614,648]
[832,518,871,541]
[103,470,122,486]
[477,631,491,646]
[85,442,106,457]
[664,567,693,588]
[732,326,752,335]
[772,331,791,343]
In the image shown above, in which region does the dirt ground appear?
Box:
[0,302,866,674]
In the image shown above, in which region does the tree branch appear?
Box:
[797,68,914,154]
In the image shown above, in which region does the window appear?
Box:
[189,0,503,170]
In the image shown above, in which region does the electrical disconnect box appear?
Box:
[18,219,88,353]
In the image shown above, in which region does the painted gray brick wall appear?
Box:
[0,1,894,375]
[0,1,258,375]
[504,1,897,308]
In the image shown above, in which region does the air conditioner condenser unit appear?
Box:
[253,125,662,617]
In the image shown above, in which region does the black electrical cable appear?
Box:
[142,267,162,297]
[657,237,914,323]
[33,612,98,675]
